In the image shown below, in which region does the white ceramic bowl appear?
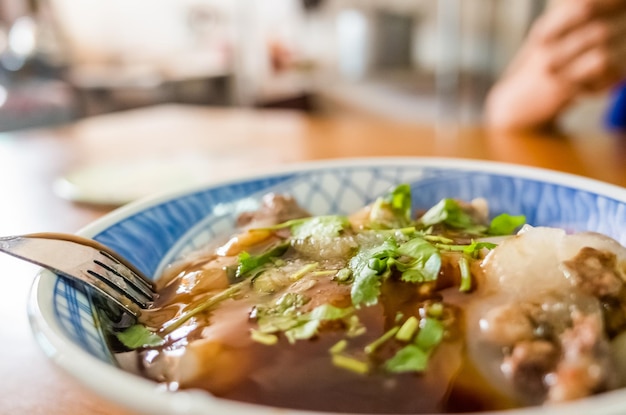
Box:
[28,158,626,415]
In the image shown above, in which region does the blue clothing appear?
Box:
[605,84,626,131]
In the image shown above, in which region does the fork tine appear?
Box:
[89,260,153,309]
[77,267,145,318]
[95,250,156,302]
[0,233,158,318]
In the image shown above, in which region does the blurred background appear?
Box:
[0,0,545,132]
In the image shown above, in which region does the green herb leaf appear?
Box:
[236,242,290,278]
[396,237,442,283]
[255,292,310,332]
[487,213,526,235]
[251,268,290,294]
[285,319,321,343]
[309,303,354,320]
[291,215,350,239]
[257,301,355,343]
[419,198,487,233]
[284,304,354,343]
[385,344,430,373]
[116,324,164,349]
[258,313,303,334]
[384,316,446,373]
[350,235,446,306]
[253,217,306,231]
[349,238,398,307]
[463,240,497,256]
[396,236,433,257]
[414,317,445,351]
[369,184,413,229]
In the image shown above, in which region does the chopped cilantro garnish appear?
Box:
[458,256,472,292]
[334,268,352,283]
[426,302,444,318]
[254,215,351,240]
[116,324,164,349]
[289,262,318,281]
[420,199,526,237]
[252,218,304,231]
[254,292,309,325]
[311,270,339,277]
[384,317,445,373]
[385,344,430,373]
[435,240,497,258]
[463,240,498,257]
[332,354,370,374]
[257,312,302,334]
[423,234,455,244]
[141,189,531,382]
[364,326,400,354]
[329,339,348,354]
[236,242,290,278]
[346,314,366,337]
[251,268,291,294]
[396,237,442,283]
[349,239,398,307]
[285,320,320,343]
[310,303,354,320]
[257,303,356,344]
[419,198,487,234]
[285,304,355,343]
[395,316,419,342]
[250,329,278,345]
[369,184,413,229]
[349,235,444,307]
[487,213,526,235]
[415,317,445,351]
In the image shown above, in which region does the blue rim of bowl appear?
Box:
[26,157,626,415]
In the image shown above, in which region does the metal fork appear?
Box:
[0,233,157,318]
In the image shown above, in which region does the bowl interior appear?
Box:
[32,158,626,413]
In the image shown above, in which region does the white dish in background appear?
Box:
[53,155,215,206]
[27,157,626,415]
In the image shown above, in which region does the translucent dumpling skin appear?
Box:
[468,226,626,405]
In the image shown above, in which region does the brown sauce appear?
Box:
[112,196,626,414]
[130,249,517,414]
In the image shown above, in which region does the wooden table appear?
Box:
[1,104,625,415]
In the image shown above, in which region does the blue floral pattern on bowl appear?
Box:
[47,159,626,364]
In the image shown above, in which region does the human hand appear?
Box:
[485,0,626,131]
[539,0,626,92]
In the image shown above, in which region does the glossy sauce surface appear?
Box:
[129,234,516,413]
